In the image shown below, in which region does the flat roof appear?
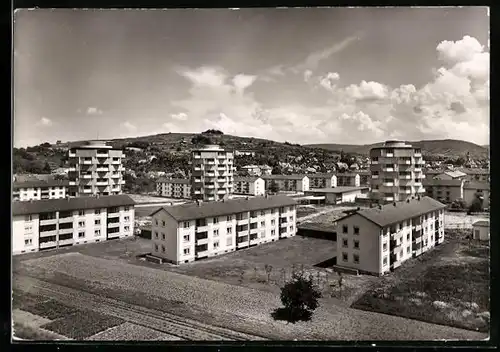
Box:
[13,180,70,189]
[261,174,308,180]
[151,195,297,221]
[12,194,136,216]
[234,176,262,182]
[464,181,490,190]
[156,178,190,184]
[306,186,368,194]
[473,220,489,227]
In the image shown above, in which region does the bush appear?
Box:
[468,197,483,214]
[272,272,322,323]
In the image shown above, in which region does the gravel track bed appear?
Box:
[19,252,487,340]
[87,322,184,341]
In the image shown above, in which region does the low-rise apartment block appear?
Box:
[13,180,69,201]
[464,181,490,209]
[12,195,135,255]
[149,195,297,264]
[304,187,369,205]
[233,177,265,196]
[335,172,361,187]
[261,175,310,192]
[334,196,446,276]
[156,178,191,199]
[308,173,337,189]
[423,179,465,204]
[239,165,262,176]
[458,168,490,182]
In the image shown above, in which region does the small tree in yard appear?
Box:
[264,264,273,283]
[468,196,484,214]
[273,271,322,323]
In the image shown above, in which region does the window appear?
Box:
[342,239,348,248]
[183,221,190,228]
[261,210,265,216]
[289,216,293,222]
[407,246,410,254]
[226,215,232,221]
[214,229,219,236]
[271,230,275,236]
[354,240,359,249]
[155,232,159,239]
[161,245,165,253]
[227,227,232,234]
[79,210,85,216]
[183,234,190,242]
[261,231,266,238]
[155,244,159,252]
[227,237,233,246]
[95,229,101,236]
[260,221,265,227]
[214,217,219,224]
[95,219,101,225]
[342,225,348,234]
[24,239,32,246]
[214,241,219,249]
[124,206,130,211]
[78,232,85,238]
[271,219,275,225]
[289,225,293,232]
[353,254,359,264]
[78,221,85,227]
[25,215,33,221]
[383,243,388,252]
[353,226,360,235]
[161,232,165,240]
[342,252,348,262]
[155,219,158,226]
[396,223,400,231]
[406,234,410,241]
[383,257,388,265]
[183,248,190,255]
[124,226,130,232]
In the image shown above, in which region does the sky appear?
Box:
[13,7,490,147]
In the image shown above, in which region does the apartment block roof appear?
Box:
[156,178,190,184]
[307,173,336,178]
[458,168,490,175]
[152,195,297,221]
[338,196,446,228]
[444,170,467,178]
[306,186,369,194]
[12,195,136,216]
[261,174,308,180]
[234,176,262,182]
[422,179,464,187]
[13,180,70,189]
[334,172,360,177]
[463,181,490,190]
[473,220,489,227]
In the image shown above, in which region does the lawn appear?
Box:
[352,229,490,333]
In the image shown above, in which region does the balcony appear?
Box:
[196,237,209,245]
[206,172,216,177]
[237,240,249,248]
[194,178,202,183]
[96,153,109,158]
[40,241,57,249]
[399,174,411,180]
[249,227,259,234]
[82,160,93,165]
[236,218,249,226]
[82,174,93,179]
[107,222,120,228]
[69,167,76,172]
[237,230,249,237]
[58,227,74,235]
[194,166,203,171]
[206,184,215,189]
[384,196,394,202]
[111,173,120,178]
[96,181,108,186]
[413,230,422,239]
[96,167,109,172]
[414,167,422,172]
[372,175,379,179]
[40,230,57,237]
[205,161,216,165]
[58,238,74,246]
[196,250,209,258]
[398,159,411,165]
[196,225,208,232]
[382,167,395,172]
[40,218,58,226]
[371,160,379,165]
[107,211,120,218]
[69,181,76,186]
[69,152,76,157]
[414,152,422,157]
[382,181,394,187]
[82,188,92,194]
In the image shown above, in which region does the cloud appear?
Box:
[171,112,188,121]
[303,70,313,82]
[176,66,227,87]
[87,107,103,115]
[319,72,340,92]
[339,111,384,136]
[39,117,52,126]
[122,121,137,132]
[232,74,257,92]
[345,80,389,101]
[436,35,485,64]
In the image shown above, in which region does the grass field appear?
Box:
[444,211,489,229]
[352,230,490,333]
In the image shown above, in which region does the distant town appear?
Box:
[12,131,490,341]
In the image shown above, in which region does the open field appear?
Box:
[352,230,490,333]
[126,194,186,204]
[13,247,487,340]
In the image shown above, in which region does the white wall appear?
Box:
[12,215,40,254]
[253,178,265,196]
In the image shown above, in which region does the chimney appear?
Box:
[393,202,396,207]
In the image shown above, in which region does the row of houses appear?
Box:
[423,179,490,208]
[12,195,136,255]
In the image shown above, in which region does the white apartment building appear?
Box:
[12,195,135,255]
[370,140,426,203]
[261,175,310,192]
[68,141,125,197]
[156,178,191,199]
[334,196,445,276]
[191,144,234,202]
[308,173,337,189]
[233,177,266,196]
[13,180,69,201]
[335,172,361,187]
[240,165,262,176]
[149,195,297,264]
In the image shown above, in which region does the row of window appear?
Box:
[342,238,360,249]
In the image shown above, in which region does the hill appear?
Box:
[306,139,488,159]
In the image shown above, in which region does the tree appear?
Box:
[42,162,52,173]
[191,135,212,145]
[468,194,484,214]
[269,180,279,194]
[274,271,322,323]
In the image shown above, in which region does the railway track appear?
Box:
[14,275,267,341]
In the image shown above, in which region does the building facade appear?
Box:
[304,187,369,205]
[68,141,125,197]
[239,165,261,176]
[463,181,490,210]
[369,141,426,203]
[150,195,297,264]
[308,173,337,189]
[233,177,265,196]
[156,178,192,199]
[472,220,489,241]
[13,180,69,201]
[334,196,445,275]
[261,175,310,192]
[335,173,361,187]
[191,145,234,202]
[12,195,135,255]
[423,179,465,204]
[458,168,490,182]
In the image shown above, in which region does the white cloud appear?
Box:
[345,80,389,101]
[122,121,137,132]
[39,117,52,126]
[177,66,227,87]
[319,72,340,92]
[87,107,103,115]
[339,111,384,136]
[303,70,313,82]
[171,112,188,121]
[436,35,484,64]
[232,74,257,92]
